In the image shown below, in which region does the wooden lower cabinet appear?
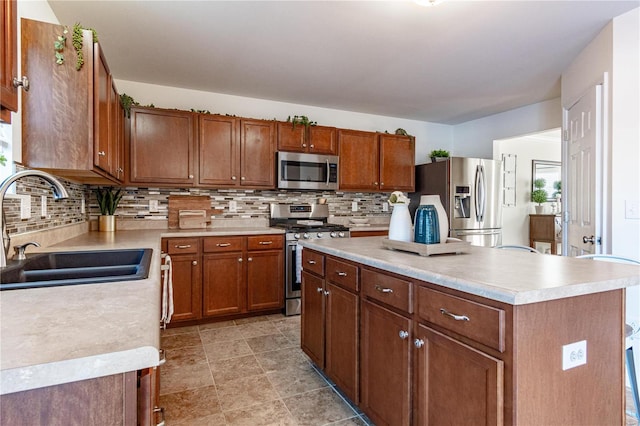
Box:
[360,299,411,426]
[0,372,138,425]
[415,324,504,426]
[165,234,284,324]
[301,251,360,404]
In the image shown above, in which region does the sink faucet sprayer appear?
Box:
[0,170,69,267]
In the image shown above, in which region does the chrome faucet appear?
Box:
[0,170,69,267]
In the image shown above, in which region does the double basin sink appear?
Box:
[0,249,153,291]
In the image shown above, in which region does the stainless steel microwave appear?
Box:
[277,152,339,190]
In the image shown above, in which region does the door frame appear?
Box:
[561,74,609,256]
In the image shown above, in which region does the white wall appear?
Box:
[114,80,453,166]
[496,135,561,247]
[451,98,562,159]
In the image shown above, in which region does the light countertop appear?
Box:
[299,236,640,305]
[0,226,282,395]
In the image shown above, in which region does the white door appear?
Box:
[566,85,602,256]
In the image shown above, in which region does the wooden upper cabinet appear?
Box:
[379,133,415,191]
[129,107,196,185]
[339,130,415,192]
[21,18,122,183]
[277,122,338,155]
[338,129,379,191]
[199,114,239,186]
[240,119,275,188]
[1,0,18,122]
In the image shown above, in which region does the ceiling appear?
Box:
[47,1,639,125]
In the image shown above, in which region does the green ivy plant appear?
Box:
[54,23,98,71]
[120,93,139,119]
[287,115,317,130]
[95,187,123,216]
[0,153,7,167]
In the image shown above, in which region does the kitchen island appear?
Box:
[299,236,640,426]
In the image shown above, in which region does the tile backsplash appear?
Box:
[4,166,392,236]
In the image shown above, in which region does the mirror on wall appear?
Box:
[532,160,561,201]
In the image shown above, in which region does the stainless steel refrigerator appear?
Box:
[409,157,503,247]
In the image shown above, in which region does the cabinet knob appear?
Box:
[241,176,246,180]
[302,143,307,148]
[248,257,253,262]
[414,338,425,349]
[380,182,384,186]
[232,176,237,180]
[238,258,243,262]
[98,151,106,156]
[192,261,198,266]
[316,287,323,293]
[189,174,194,179]
[323,290,330,296]
[398,330,409,340]
[12,76,30,91]
[310,144,314,148]
[373,182,378,186]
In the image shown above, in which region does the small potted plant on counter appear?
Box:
[95,187,123,232]
[429,149,450,163]
[531,178,548,214]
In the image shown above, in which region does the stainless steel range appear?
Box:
[270,203,350,316]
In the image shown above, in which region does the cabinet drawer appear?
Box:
[417,286,505,352]
[247,235,284,251]
[326,257,358,292]
[302,250,325,277]
[203,236,244,253]
[361,269,412,313]
[167,238,200,255]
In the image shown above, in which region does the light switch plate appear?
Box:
[352,201,358,212]
[229,200,238,212]
[149,199,159,213]
[562,340,587,370]
[41,196,47,218]
[20,195,31,220]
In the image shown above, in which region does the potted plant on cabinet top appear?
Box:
[429,149,450,163]
[531,178,548,214]
[95,187,123,232]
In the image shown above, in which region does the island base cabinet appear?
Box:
[325,282,359,404]
[301,271,325,367]
[360,299,411,426]
[415,325,504,426]
[0,372,137,425]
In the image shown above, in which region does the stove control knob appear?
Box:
[338,231,346,238]
[330,232,338,238]
[317,232,324,238]
[303,233,310,239]
[294,233,301,240]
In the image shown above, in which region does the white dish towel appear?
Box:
[161,254,174,325]
[295,244,303,284]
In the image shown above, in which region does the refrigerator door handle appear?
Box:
[474,165,486,223]
[479,165,486,222]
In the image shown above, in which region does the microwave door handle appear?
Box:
[326,159,330,186]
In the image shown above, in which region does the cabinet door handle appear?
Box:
[323,290,330,296]
[175,245,191,249]
[316,287,323,293]
[232,176,237,180]
[98,151,106,156]
[158,349,166,366]
[375,285,393,294]
[216,243,231,247]
[414,338,425,349]
[302,143,307,148]
[310,144,314,148]
[440,308,470,322]
[399,330,409,340]
[241,176,246,180]
[248,257,252,262]
[153,406,165,426]
[307,260,316,265]
[192,261,198,266]
[12,76,30,91]
[258,241,273,245]
[238,258,243,262]
[336,271,347,277]
[373,182,379,186]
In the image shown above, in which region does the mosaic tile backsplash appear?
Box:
[4,167,392,236]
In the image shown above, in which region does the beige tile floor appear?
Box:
[160,314,371,425]
[161,313,640,426]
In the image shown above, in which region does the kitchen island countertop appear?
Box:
[0,226,283,395]
[299,236,640,305]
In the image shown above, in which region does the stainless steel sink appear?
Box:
[0,248,153,291]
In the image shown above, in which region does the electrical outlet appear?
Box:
[81,198,86,214]
[562,340,587,370]
[149,199,159,212]
[352,201,358,212]
[20,195,31,220]
[229,200,238,212]
[41,196,47,218]
[383,202,389,212]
